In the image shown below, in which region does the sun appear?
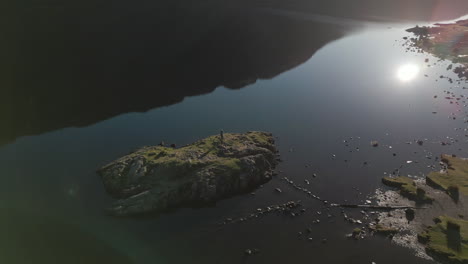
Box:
[397,64,420,82]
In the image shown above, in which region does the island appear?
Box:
[98,131,279,216]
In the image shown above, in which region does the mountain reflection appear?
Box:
[2,0,468,145]
[1,6,347,145]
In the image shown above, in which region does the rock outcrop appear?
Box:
[98,131,278,216]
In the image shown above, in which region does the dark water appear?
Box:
[4,1,468,263]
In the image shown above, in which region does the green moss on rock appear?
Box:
[371,224,399,236]
[427,155,468,197]
[353,228,362,235]
[419,216,468,263]
[98,131,278,216]
[382,176,433,203]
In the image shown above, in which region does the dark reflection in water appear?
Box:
[0,208,132,264]
[3,0,468,145]
[1,4,346,146]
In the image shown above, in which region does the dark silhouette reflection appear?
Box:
[0,5,347,145]
[2,0,468,145]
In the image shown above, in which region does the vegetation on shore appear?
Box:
[378,154,468,263]
[382,176,433,203]
[427,155,468,201]
[418,216,468,263]
[370,224,399,236]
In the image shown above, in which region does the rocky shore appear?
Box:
[374,155,468,263]
[405,20,468,80]
[98,131,279,216]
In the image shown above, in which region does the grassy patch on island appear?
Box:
[427,155,468,199]
[382,176,433,203]
[418,216,468,263]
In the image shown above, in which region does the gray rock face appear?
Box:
[97,131,278,216]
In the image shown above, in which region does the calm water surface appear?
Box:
[4,3,468,263]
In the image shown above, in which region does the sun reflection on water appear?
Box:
[397,63,420,82]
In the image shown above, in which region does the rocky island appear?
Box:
[98,131,278,216]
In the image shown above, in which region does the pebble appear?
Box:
[244,248,260,256]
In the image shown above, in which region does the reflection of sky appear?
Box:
[0,24,466,263]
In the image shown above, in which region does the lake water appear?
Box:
[4,1,468,263]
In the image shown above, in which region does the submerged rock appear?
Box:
[98,131,278,216]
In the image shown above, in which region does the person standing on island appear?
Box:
[220,129,224,143]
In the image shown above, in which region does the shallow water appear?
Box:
[4,1,468,263]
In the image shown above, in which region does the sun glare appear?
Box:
[397,64,420,82]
